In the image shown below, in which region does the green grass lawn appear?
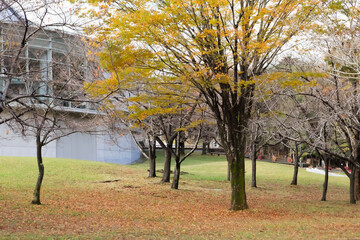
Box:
[0,152,358,240]
[133,151,349,187]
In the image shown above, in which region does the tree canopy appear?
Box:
[81,0,322,210]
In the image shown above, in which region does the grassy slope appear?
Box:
[0,153,358,240]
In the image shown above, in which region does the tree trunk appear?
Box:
[230,156,248,210]
[290,157,299,185]
[212,83,250,210]
[171,161,181,189]
[251,141,257,188]
[229,134,248,210]
[350,166,356,204]
[161,145,172,183]
[227,161,231,181]
[148,138,156,178]
[321,158,329,201]
[31,135,44,205]
[148,155,156,178]
[202,142,208,155]
[179,141,185,155]
[355,168,360,201]
[291,144,300,186]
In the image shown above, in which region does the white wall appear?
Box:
[0,124,56,158]
[96,134,141,164]
[0,124,141,164]
[56,132,97,161]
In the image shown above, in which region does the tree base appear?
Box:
[31,200,41,205]
[229,205,249,211]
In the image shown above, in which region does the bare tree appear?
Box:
[10,101,95,204]
[247,102,278,188]
[0,0,99,204]
[267,40,360,203]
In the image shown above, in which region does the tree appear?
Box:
[260,55,329,188]
[319,0,360,203]
[98,108,160,178]
[198,114,218,155]
[0,0,98,204]
[268,50,360,203]
[10,101,95,204]
[271,0,360,203]
[89,75,203,186]
[85,51,201,183]
[82,0,321,210]
[81,14,206,185]
[247,102,278,188]
[157,106,203,189]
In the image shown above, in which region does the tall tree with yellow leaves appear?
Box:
[79,0,321,210]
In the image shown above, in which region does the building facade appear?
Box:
[0,4,141,164]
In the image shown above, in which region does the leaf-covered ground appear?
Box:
[0,154,359,239]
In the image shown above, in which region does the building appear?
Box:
[0,2,141,164]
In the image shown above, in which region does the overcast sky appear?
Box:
[1,0,92,34]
